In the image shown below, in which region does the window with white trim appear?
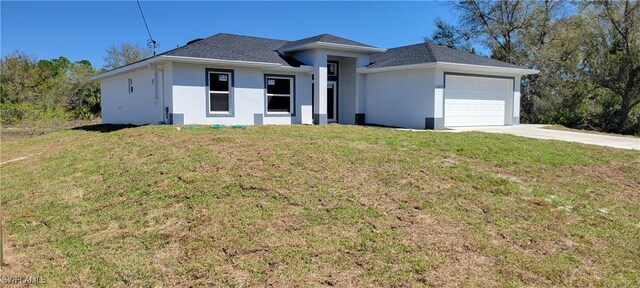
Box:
[266,76,293,114]
[128,78,133,93]
[208,71,231,113]
[327,62,338,76]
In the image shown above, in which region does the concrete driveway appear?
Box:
[447,124,640,150]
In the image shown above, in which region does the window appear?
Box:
[266,76,293,114]
[208,71,232,113]
[128,78,133,93]
[327,62,338,76]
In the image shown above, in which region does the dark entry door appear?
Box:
[327,82,336,122]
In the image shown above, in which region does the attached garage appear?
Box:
[444,74,513,127]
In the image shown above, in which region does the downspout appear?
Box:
[160,69,165,123]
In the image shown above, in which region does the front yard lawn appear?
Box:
[1,124,639,286]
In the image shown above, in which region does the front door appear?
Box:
[327,81,337,122]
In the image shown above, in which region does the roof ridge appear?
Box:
[381,42,428,51]
[279,33,376,51]
[423,42,438,62]
[161,33,303,67]
[207,32,289,42]
[425,41,467,54]
[368,41,526,69]
[159,33,289,58]
[287,34,326,43]
[424,42,521,67]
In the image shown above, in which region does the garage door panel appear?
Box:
[447,77,510,89]
[445,100,505,126]
[444,75,511,127]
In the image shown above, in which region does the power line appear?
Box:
[136,0,157,56]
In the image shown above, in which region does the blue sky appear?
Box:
[1,1,454,68]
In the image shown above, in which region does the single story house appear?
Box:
[92,33,538,129]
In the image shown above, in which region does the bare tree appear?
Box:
[103,43,152,70]
[426,18,475,53]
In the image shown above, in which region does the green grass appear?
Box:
[1,124,639,287]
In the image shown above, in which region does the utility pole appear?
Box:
[148,39,158,57]
[137,0,158,57]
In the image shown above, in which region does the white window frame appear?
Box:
[208,71,232,114]
[265,76,294,115]
[128,78,133,94]
[327,62,338,76]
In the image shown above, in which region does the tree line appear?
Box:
[428,0,639,135]
[0,44,150,125]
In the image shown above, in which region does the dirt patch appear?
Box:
[1,234,32,278]
[399,212,506,287]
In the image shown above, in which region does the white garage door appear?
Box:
[444,75,512,127]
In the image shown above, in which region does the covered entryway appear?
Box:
[444,74,513,127]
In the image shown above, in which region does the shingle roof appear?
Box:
[278,33,375,51]
[122,34,524,71]
[161,33,304,67]
[367,43,524,69]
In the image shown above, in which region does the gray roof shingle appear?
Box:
[114,34,526,72]
[367,43,524,69]
[161,33,304,67]
[278,33,375,51]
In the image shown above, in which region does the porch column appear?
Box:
[512,75,521,125]
[354,56,369,125]
[313,51,328,125]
